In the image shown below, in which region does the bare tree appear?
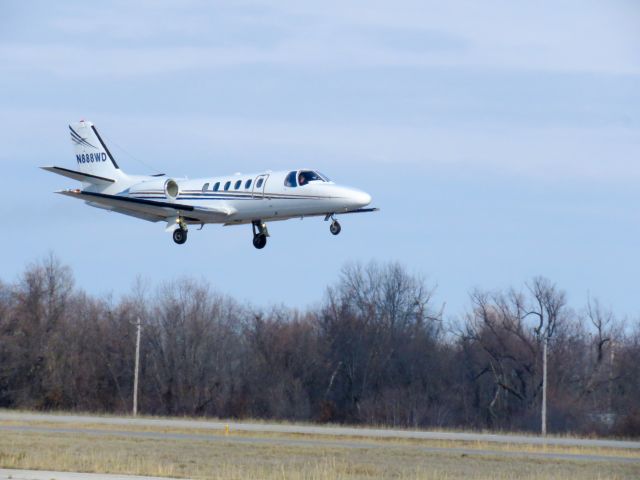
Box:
[319,261,442,425]
[1,255,638,437]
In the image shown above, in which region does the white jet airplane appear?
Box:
[42,120,377,249]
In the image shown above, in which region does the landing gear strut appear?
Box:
[252,220,269,249]
[172,217,188,245]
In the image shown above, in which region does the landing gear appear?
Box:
[253,234,267,249]
[324,213,342,236]
[173,228,188,245]
[172,217,188,245]
[252,220,269,249]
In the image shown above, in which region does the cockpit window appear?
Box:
[297,170,325,186]
[316,171,331,182]
[284,171,297,187]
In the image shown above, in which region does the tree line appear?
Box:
[0,255,638,437]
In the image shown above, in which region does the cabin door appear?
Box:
[252,174,269,199]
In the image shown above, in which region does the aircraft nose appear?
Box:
[352,189,372,207]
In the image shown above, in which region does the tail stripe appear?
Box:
[69,126,97,149]
[90,125,119,169]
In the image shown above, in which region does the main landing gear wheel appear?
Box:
[253,234,267,249]
[330,220,341,236]
[251,220,269,249]
[173,228,188,245]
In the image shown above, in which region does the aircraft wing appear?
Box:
[57,190,236,224]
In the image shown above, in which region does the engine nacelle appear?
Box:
[128,177,181,201]
[164,178,179,200]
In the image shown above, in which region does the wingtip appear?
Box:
[55,189,81,195]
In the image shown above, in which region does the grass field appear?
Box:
[0,414,638,479]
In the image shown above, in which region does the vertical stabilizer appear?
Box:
[69,120,124,180]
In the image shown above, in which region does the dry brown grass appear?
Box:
[1,418,637,460]
[0,427,638,480]
[4,408,636,441]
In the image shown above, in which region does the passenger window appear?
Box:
[284,171,297,187]
[224,181,231,191]
[234,180,241,190]
[213,182,220,192]
[202,183,209,192]
[256,178,264,189]
[245,179,252,189]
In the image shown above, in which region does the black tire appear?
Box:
[173,228,188,245]
[330,221,341,236]
[253,234,267,249]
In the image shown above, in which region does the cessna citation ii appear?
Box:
[42,121,377,249]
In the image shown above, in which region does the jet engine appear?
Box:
[164,178,180,200]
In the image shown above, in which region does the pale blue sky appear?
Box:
[1,1,639,316]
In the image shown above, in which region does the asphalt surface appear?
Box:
[1,410,638,450]
[0,469,174,480]
[1,424,639,465]
[0,410,638,465]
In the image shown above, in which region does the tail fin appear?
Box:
[69,120,123,180]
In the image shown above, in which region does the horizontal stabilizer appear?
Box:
[41,166,115,185]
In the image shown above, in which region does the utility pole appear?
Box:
[609,339,615,414]
[133,317,141,416]
[526,277,564,438]
[541,332,548,436]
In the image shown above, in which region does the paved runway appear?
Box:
[0,469,174,480]
[1,410,638,450]
[0,424,638,464]
[0,410,638,465]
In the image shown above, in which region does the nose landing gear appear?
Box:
[252,220,269,249]
[325,213,342,236]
